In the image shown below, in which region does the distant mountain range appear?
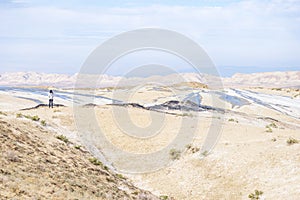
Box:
[0,71,299,88]
[222,71,300,88]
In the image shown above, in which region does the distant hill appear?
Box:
[0,72,76,88]
[0,71,299,88]
[0,72,207,88]
[223,71,300,88]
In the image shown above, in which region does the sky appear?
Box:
[0,0,300,77]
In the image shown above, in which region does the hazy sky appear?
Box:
[0,0,300,76]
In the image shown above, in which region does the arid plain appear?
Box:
[1,71,300,199]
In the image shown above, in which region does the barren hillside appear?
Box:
[0,113,158,200]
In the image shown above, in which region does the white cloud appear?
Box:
[0,0,299,74]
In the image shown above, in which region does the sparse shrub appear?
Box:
[201,150,208,156]
[24,115,31,119]
[0,111,7,116]
[248,190,263,199]
[191,147,200,153]
[169,149,181,160]
[265,125,273,133]
[56,135,69,143]
[53,109,61,112]
[159,195,169,200]
[287,137,299,145]
[228,118,238,123]
[271,138,277,142]
[294,94,300,98]
[269,122,277,128]
[89,157,109,170]
[31,115,40,121]
[89,157,103,166]
[116,174,125,179]
[74,145,81,149]
[41,120,46,126]
[185,144,192,150]
[185,144,200,153]
[16,113,22,118]
[266,128,272,133]
[176,113,193,117]
[24,114,40,121]
[181,113,193,117]
[271,88,282,91]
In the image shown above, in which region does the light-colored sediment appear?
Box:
[0,111,158,200]
[0,85,299,199]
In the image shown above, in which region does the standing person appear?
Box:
[48,90,54,108]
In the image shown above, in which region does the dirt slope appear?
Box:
[0,114,158,200]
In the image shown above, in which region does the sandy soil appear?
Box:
[0,113,158,200]
[0,86,299,199]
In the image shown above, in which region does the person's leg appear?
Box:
[51,100,53,108]
[49,99,51,108]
